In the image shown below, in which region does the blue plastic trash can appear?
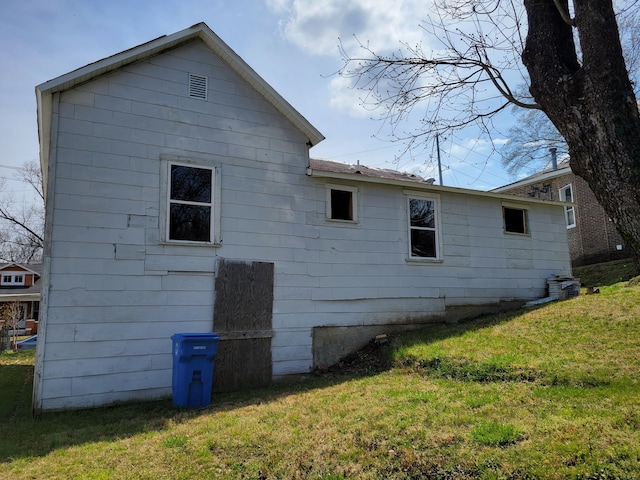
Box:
[171,333,220,408]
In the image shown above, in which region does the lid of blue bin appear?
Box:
[171,332,220,341]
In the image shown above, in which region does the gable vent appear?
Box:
[189,74,208,100]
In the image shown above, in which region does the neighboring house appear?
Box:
[0,263,41,333]
[33,23,572,412]
[492,158,628,266]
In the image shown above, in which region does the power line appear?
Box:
[0,163,22,171]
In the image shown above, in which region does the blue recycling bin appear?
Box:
[171,333,220,408]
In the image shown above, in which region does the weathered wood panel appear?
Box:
[212,259,273,392]
[212,338,272,392]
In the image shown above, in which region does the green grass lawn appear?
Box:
[573,258,639,287]
[1,264,639,479]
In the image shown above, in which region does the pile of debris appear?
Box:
[547,274,581,300]
[525,274,581,307]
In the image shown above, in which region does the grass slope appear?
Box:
[1,265,639,479]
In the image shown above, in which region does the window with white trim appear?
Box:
[1,274,24,285]
[165,161,219,244]
[503,205,529,234]
[407,194,441,259]
[559,184,576,228]
[326,184,358,222]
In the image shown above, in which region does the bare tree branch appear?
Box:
[338,0,537,158]
[0,161,44,263]
[552,0,576,26]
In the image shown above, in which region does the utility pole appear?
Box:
[436,134,443,186]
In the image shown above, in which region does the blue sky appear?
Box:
[0,0,521,206]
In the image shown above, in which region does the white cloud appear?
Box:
[267,0,435,117]
[446,138,493,159]
[327,76,373,118]
[268,0,431,57]
[522,140,550,148]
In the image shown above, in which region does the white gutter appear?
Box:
[491,166,571,193]
[0,294,40,302]
[307,167,571,207]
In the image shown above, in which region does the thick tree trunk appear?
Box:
[522,0,640,269]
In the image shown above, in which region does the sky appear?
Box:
[0,0,525,208]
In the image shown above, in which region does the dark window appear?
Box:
[169,164,213,242]
[409,197,438,258]
[330,189,353,220]
[503,206,528,234]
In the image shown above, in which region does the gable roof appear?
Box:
[0,263,42,277]
[36,22,325,190]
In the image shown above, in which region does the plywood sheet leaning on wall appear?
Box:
[212,258,274,392]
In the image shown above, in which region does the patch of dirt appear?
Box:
[315,337,392,376]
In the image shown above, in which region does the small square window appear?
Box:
[326,184,358,222]
[503,206,528,234]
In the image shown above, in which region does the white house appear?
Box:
[34,23,572,412]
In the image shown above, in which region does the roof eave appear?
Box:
[491,166,572,192]
[307,167,570,206]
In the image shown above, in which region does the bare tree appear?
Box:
[523,0,640,267]
[0,302,24,351]
[501,6,640,175]
[500,108,567,176]
[339,0,640,268]
[339,1,535,154]
[0,161,45,263]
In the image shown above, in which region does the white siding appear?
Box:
[37,39,571,411]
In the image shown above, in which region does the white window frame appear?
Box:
[502,202,530,235]
[559,184,576,229]
[405,191,442,261]
[325,184,358,223]
[160,155,221,246]
[1,273,25,286]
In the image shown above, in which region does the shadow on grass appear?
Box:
[0,353,383,465]
[385,308,616,389]
[0,364,34,422]
[0,302,605,464]
[0,311,526,464]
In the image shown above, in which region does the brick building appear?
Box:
[493,159,628,266]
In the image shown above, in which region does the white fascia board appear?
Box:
[307,167,571,207]
[0,294,41,302]
[491,166,572,192]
